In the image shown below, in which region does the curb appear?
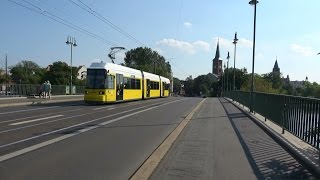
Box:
[0,98,84,108]
[225,98,320,178]
[130,98,206,180]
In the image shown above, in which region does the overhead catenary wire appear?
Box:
[170,0,190,80]
[8,0,119,46]
[68,0,146,47]
[175,0,184,42]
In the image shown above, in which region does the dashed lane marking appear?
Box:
[0,99,185,162]
[9,115,64,126]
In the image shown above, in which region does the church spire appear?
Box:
[212,39,222,76]
[272,56,280,74]
[214,39,220,61]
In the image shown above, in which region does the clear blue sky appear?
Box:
[0,0,319,82]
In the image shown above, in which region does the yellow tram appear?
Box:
[84,62,170,104]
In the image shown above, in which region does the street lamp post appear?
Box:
[226,52,230,91]
[233,32,239,91]
[249,0,258,113]
[66,36,77,95]
[223,63,226,93]
[5,53,8,96]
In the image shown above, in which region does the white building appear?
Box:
[290,80,305,89]
[77,65,87,80]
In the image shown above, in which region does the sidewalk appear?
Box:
[150,98,315,179]
[0,95,84,107]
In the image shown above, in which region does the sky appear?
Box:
[0,0,320,82]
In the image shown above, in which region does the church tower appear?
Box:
[212,40,223,76]
[272,57,280,75]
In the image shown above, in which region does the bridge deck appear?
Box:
[151,98,315,179]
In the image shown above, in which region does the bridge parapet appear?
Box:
[225,91,320,149]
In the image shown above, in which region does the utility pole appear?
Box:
[66,36,77,95]
[171,71,173,96]
[233,32,239,91]
[226,52,230,91]
[5,53,8,96]
[249,0,258,113]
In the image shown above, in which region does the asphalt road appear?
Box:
[0,97,202,180]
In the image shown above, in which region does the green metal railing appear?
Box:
[225,91,320,149]
[0,84,85,96]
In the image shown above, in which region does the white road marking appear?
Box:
[0,114,86,134]
[0,99,184,162]
[0,98,177,134]
[107,108,115,110]
[93,106,115,110]
[0,106,60,115]
[9,115,64,126]
[0,99,180,138]
[0,108,82,124]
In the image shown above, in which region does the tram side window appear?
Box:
[123,78,141,89]
[149,81,159,90]
[124,77,130,89]
[106,75,114,89]
[136,79,141,89]
[130,78,136,89]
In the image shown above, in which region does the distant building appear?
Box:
[290,80,305,89]
[283,74,305,89]
[46,64,52,71]
[77,65,87,80]
[276,59,306,89]
[212,40,223,76]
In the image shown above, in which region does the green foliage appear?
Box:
[295,81,320,98]
[124,47,172,79]
[182,74,219,97]
[10,60,43,84]
[0,68,6,83]
[220,68,248,91]
[193,73,217,96]
[242,74,279,93]
[74,79,86,86]
[184,76,194,97]
[46,61,77,85]
[173,77,181,94]
[282,83,294,95]
[262,72,283,89]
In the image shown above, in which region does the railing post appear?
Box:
[282,103,287,134]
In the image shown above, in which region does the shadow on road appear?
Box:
[219,98,315,179]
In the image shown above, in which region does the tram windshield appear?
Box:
[86,69,106,89]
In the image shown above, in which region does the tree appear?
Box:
[262,72,283,89]
[46,61,77,85]
[184,76,194,97]
[282,83,294,95]
[220,67,248,91]
[173,77,181,95]
[242,74,278,93]
[303,81,316,97]
[10,60,43,84]
[124,47,172,79]
[193,73,217,96]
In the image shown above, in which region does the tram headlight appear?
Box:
[85,91,88,94]
[99,91,105,95]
